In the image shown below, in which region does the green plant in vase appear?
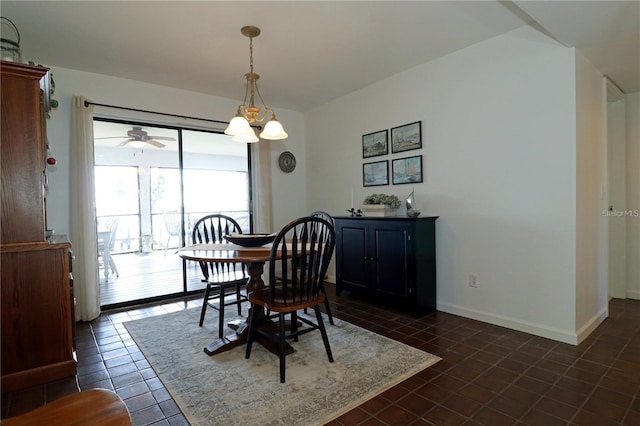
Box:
[363,194,401,208]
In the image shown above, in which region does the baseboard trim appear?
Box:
[575,306,608,344]
[626,289,640,300]
[437,302,580,345]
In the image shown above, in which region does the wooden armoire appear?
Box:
[1,61,76,391]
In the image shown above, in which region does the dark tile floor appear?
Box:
[2,286,639,425]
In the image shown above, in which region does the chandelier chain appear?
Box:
[249,36,254,74]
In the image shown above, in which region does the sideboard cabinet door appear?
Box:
[337,224,368,291]
[1,243,76,391]
[371,223,410,298]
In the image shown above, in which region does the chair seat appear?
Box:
[2,389,131,426]
[249,288,325,313]
[201,276,249,333]
[206,279,249,307]
[206,271,248,284]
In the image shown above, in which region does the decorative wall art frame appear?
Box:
[392,155,423,185]
[362,129,389,158]
[391,121,422,153]
[363,160,389,187]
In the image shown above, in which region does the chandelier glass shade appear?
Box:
[224,26,288,143]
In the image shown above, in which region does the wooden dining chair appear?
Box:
[306,211,335,324]
[245,216,336,383]
[191,214,249,337]
[2,389,132,426]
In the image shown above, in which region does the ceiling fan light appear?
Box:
[129,141,146,148]
[259,119,288,140]
[232,131,259,143]
[224,116,252,136]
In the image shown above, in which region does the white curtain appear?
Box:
[251,141,273,233]
[70,95,101,321]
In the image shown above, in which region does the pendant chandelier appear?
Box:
[224,26,288,143]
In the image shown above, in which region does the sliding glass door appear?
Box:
[181,130,250,291]
[93,120,251,308]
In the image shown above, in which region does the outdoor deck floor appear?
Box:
[99,251,206,307]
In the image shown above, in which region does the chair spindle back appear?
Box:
[191,214,244,282]
[268,216,335,305]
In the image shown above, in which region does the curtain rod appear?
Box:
[83,100,229,125]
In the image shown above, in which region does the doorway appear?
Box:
[93,119,251,309]
[606,79,627,299]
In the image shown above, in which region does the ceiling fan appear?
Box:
[96,127,175,148]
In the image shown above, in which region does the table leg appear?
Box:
[204,261,295,356]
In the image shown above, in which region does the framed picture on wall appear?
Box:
[392,155,423,185]
[391,121,422,153]
[362,129,388,158]
[363,160,389,187]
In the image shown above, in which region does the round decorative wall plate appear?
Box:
[278,151,296,173]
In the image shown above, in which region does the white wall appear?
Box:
[627,92,640,299]
[307,26,588,343]
[574,53,608,341]
[44,67,306,236]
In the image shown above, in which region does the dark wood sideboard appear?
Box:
[334,216,438,313]
[1,61,76,391]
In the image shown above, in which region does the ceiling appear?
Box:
[2,1,639,112]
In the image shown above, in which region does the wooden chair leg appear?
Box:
[279,312,286,383]
[324,297,334,325]
[314,306,334,363]
[245,304,259,359]
[218,288,225,339]
[236,283,242,316]
[306,287,334,325]
[291,311,299,342]
[199,285,211,327]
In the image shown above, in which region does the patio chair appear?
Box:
[98,218,119,281]
[163,210,182,255]
[245,216,336,383]
[191,214,249,337]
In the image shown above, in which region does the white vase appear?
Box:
[362,204,397,217]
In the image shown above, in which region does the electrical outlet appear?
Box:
[469,274,479,288]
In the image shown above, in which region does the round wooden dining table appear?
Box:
[178,243,291,356]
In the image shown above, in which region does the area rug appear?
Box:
[124,308,440,425]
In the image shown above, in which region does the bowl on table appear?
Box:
[223,233,276,247]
